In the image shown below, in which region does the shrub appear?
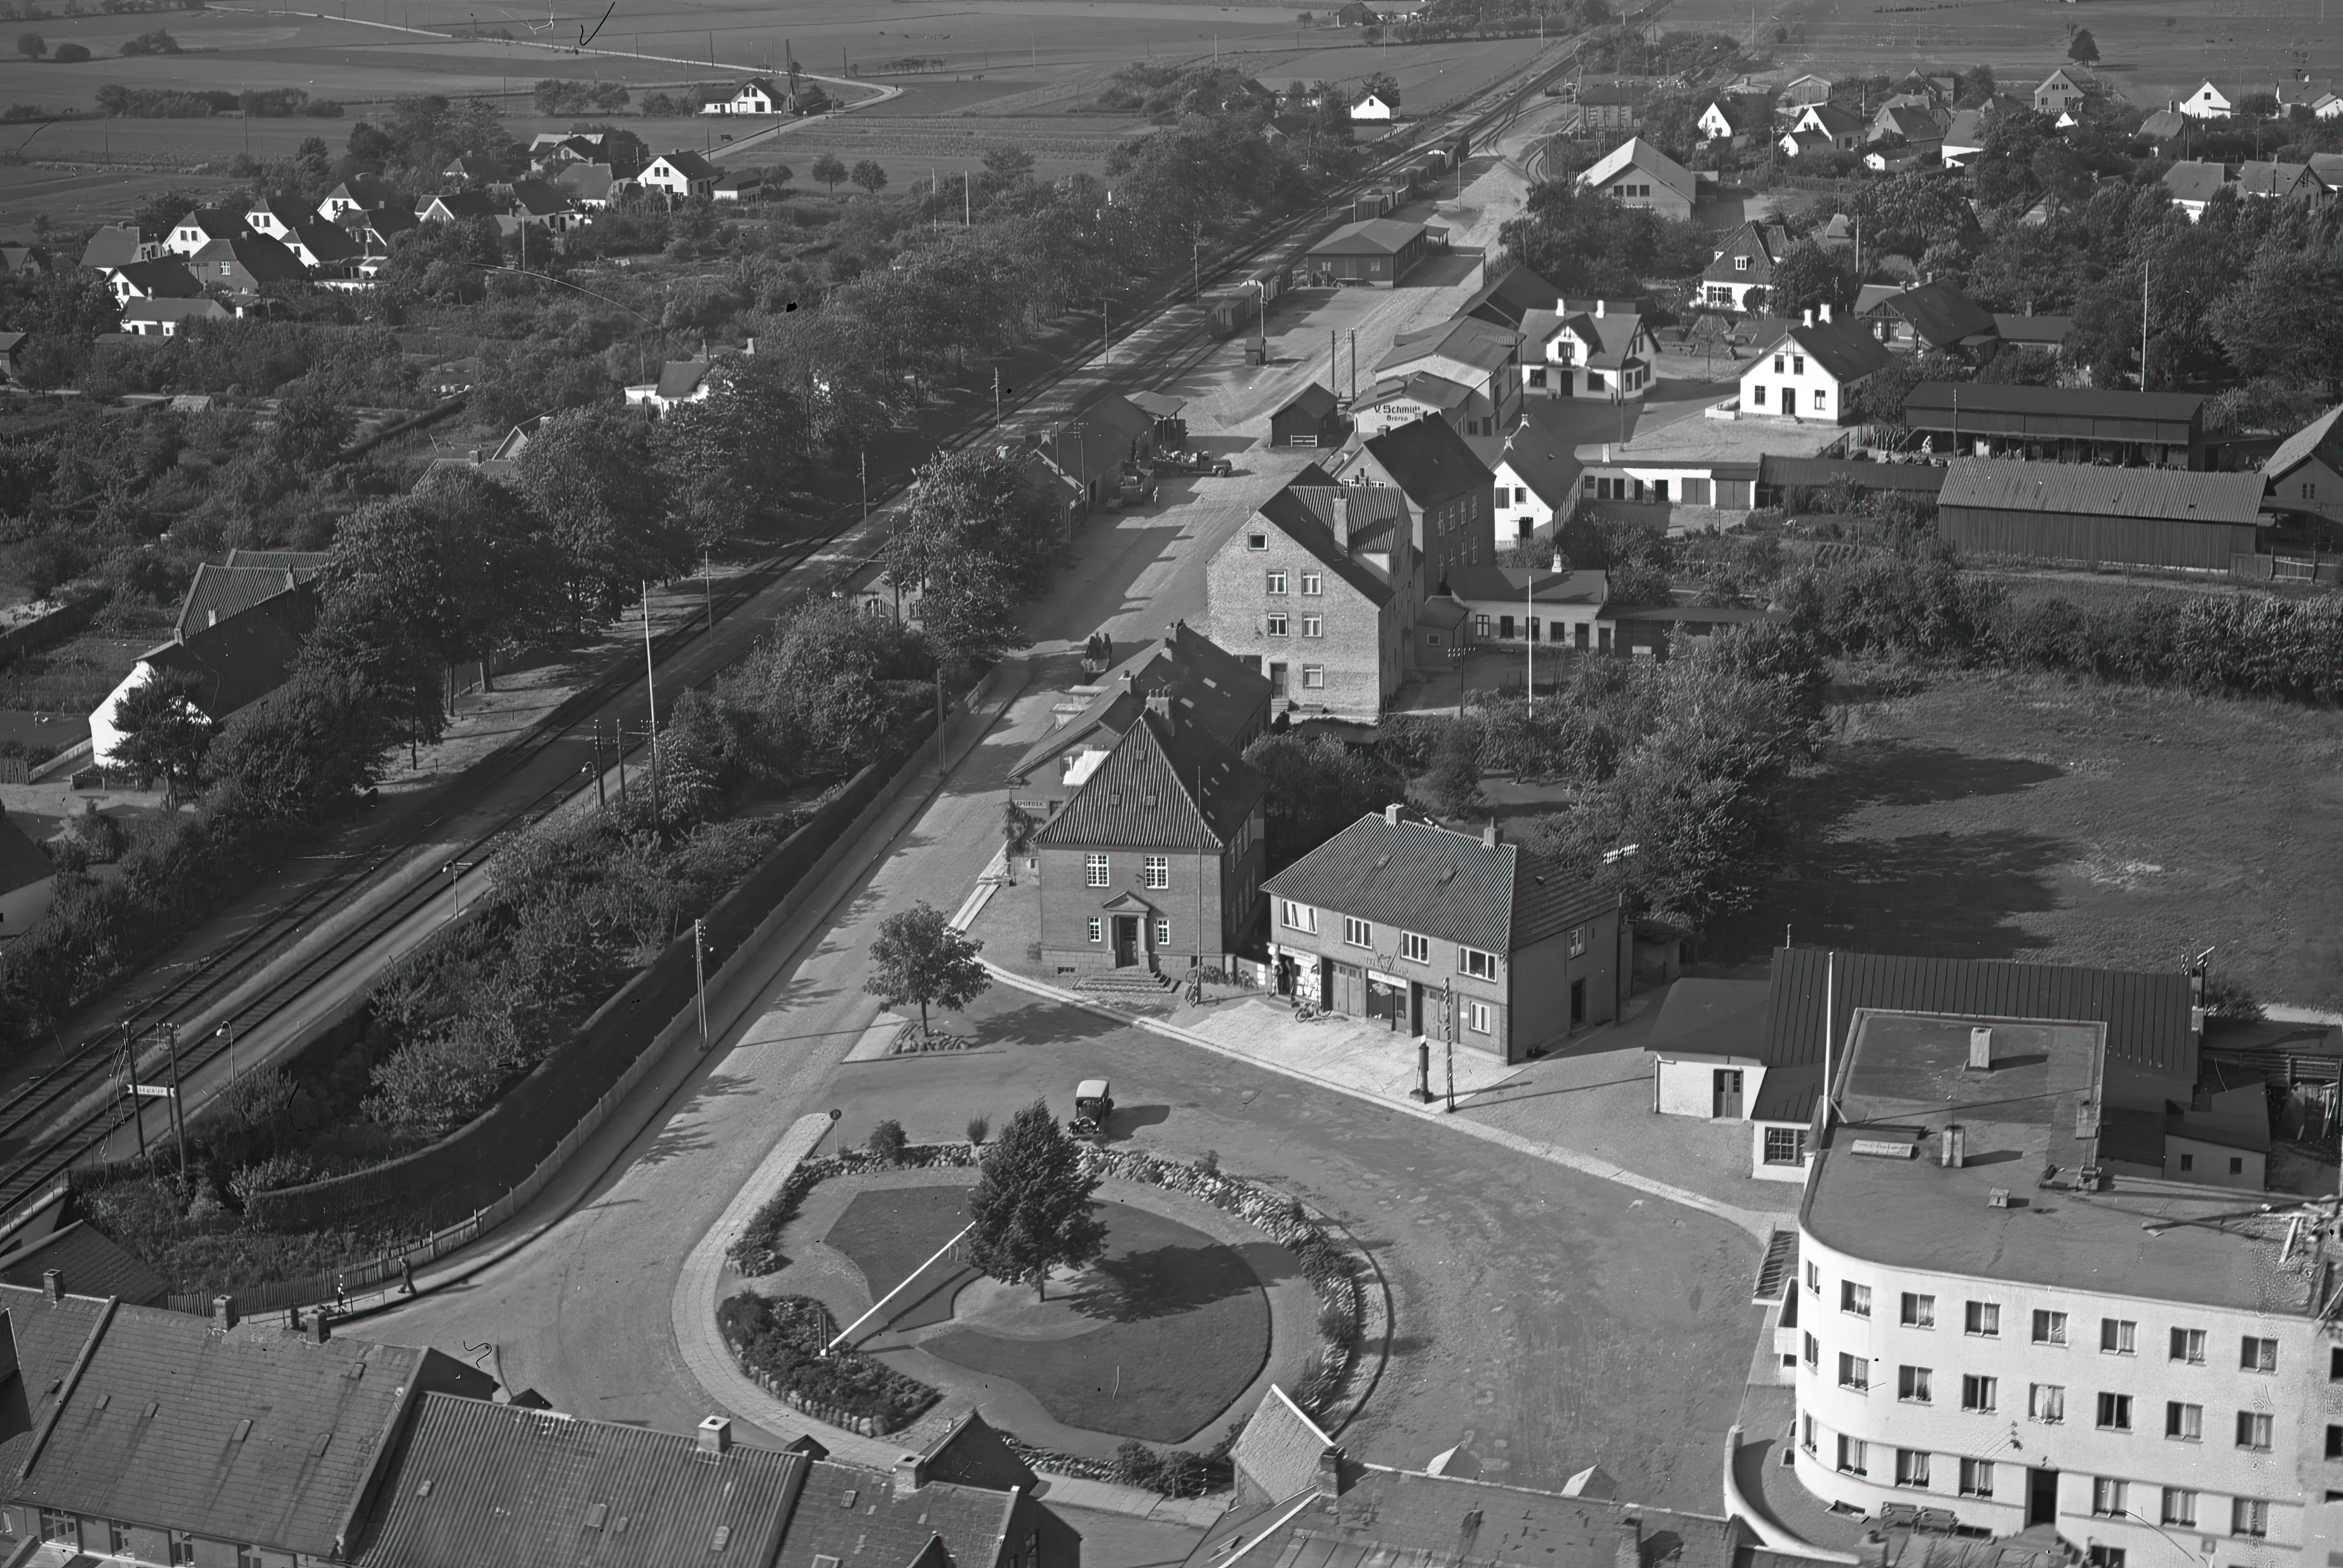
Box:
[717,1291,939,1428]
[51,43,88,62]
[867,1119,907,1163]
[966,1113,989,1146]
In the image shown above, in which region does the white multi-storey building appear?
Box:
[1790,1003,2324,1568]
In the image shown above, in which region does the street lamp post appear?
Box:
[217,1020,236,1085]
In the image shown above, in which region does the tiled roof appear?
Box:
[773,1459,1019,1568]
[194,233,307,283]
[2264,403,2343,478]
[0,1221,164,1306]
[1757,947,2197,1081]
[3,1292,494,1557]
[422,190,500,220]
[2137,109,2187,140]
[1231,1386,1331,1505]
[176,562,308,640]
[508,177,579,217]
[1251,480,1398,609]
[1496,402,1587,505]
[79,224,150,270]
[1307,217,1425,256]
[1359,414,1489,506]
[1991,312,2073,347]
[554,163,619,201]
[1858,280,1995,347]
[656,359,712,400]
[121,297,229,327]
[178,206,246,240]
[2161,159,2229,203]
[1903,381,2203,424]
[352,1395,804,1568]
[1182,1464,1748,1568]
[2236,160,2318,198]
[1031,709,1266,853]
[1575,137,1697,206]
[1454,262,1562,329]
[323,173,396,210]
[1361,371,1471,413]
[224,548,332,572]
[1281,484,1410,554]
[1070,391,1157,450]
[1443,565,1606,606]
[111,258,201,298]
[1013,625,1271,782]
[657,149,720,180]
[1264,814,1614,955]
[1700,220,1782,285]
[1799,102,1863,136]
[1777,318,1890,384]
[1937,457,2267,525]
[1942,108,1985,147]
[143,582,318,723]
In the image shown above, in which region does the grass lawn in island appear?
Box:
[924,1201,1271,1444]
[825,1186,976,1333]
[1705,666,2343,1009]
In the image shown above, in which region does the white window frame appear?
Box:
[1961,1374,1996,1413]
[1897,1365,1931,1403]
[2092,1478,2126,1518]
[1468,1001,1492,1034]
[1266,614,1289,637]
[2231,1498,2267,1539]
[2161,1488,2197,1528]
[2165,1402,2201,1442]
[2235,1410,2272,1451]
[1901,1292,1935,1329]
[1300,572,1323,595]
[1838,1352,1869,1392]
[1966,1301,1999,1337]
[1343,916,1372,949]
[1144,855,1169,889]
[1266,571,1288,594]
[1086,853,1110,888]
[1459,946,1497,980]
[1087,917,1103,943]
[2241,1335,2278,1373]
[1301,665,1325,689]
[1302,616,1323,638]
[2096,1392,2131,1431]
[1959,1459,1994,1499]
[1568,924,1587,957]
[2032,1309,2067,1346]
[1401,931,1429,963]
[2029,1383,2064,1423]
[1835,1435,1867,1476]
[1280,900,1317,933]
[1153,916,1171,947]
[1894,1449,1930,1489]
[2170,1327,2205,1363]
[1841,1281,1871,1317]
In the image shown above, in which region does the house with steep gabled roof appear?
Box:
[1264,811,1620,1058]
[1787,100,1863,149]
[78,222,164,271]
[2180,79,2231,118]
[416,189,501,225]
[1491,401,1587,547]
[2262,403,2343,523]
[1230,1385,1334,1506]
[1738,306,1888,424]
[1269,381,1344,449]
[162,206,247,259]
[1698,220,1790,312]
[90,580,318,769]
[705,76,778,115]
[1854,278,1997,355]
[2034,67,2087,115]
[318,173,398,222]
[1207,468,1415,717]
[189,232,308,292]
[104,256,201,305]
[1027,702,1267,978]
[551,160,623,208]
[640,149,719,199]
[1335,416,1496,598]
[2161,158,2230,220]
[442,150,509,184]
[504,176,583,232]
[1574,137,1696,220]
[1518,299,1654,400]
[1348,90,1396,120]
[2235,160,2326,204]
[1695,92,1771,145]
[1452,261,1562,331]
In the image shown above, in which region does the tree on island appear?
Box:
[967,1100,1107,1301]
[864,902,988,1039]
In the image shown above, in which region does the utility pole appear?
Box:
[642,583,661,825]
[217,1020,236,1085]
[861,450,869,525]
[1526,572,1534,705]
[2139,260,2151,390]
[164,1023,188,1185]
[703,552,714,632]
[1348,328,1357,399]
[694,918,710,1047]
[1102,297,1111,363]
[1443,980,1456,1112]
[593,719,606,808]
[123,1023,145,1164]
[935,667,947,772]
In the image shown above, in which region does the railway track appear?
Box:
[0,37,1597,1220]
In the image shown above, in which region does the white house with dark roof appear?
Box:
[639,149,719,199]
[2162,159,2230,220]
[1262,811,1620,1059]
[2033,67,2087,115]
[2262,403,2343,524]
[704,77,778,114]
[1518,299,1654,400]
[1348,90,1396,120]
[1574,137,1698,221]
[2180,79,2232,118]
[1440,563,1610,654]
[1737,306,1889,424]
[1786,101,1863,149]
[1699,220,1790,312]
[1491,400,1586,544]
[1363,316,1520,438]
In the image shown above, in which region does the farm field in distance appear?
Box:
[1704,666,2343,1011]
[1662,0,2343,106]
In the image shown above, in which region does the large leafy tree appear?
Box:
[1759,240,1854,318]
[884,447,1055,665]
[966,1098,1107,1300]
[328,466,557,681]
[514,406,689,629]
[1242,732,1403,872]
[864,901,989,1039]
[1498,179,1709,299]
[112,668,210,808]
[655,355,818,545]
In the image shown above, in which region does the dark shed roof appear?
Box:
[1760,947,2197,1083]
[1360,416,1489,506]
[1902,382,2204,443]
[1759,457,1947,494]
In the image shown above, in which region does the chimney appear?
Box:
[1120,670,1133,687]
[1968,1025,1993,1071]
[1384,802,1403,825]
[212,1294,238,1332]
[699,1416,733,1456]
[892,1451,927,1493]
[1595,298,1606,317]
[1482,823,1499,848]
[1316,1443,1345,1498]
[306,1311,331,1344]
[1802,307,1814,327]
[1818,302,1832,323]
[1552,550,1566,574]
[1144,692,1172,725]
[1938,1123,1965,1168]
[41,1269,61,1302]
[744,335,756,356]
[1616,1515,1643,1568]
[1334,489,1351,547]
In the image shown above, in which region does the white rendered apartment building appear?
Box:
[1792,1003,2321,1568]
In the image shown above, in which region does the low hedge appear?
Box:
[717,1291,940,1433]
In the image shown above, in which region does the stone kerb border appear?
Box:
[721,1140,1385,1459]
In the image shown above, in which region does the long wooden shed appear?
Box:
[1936,458,2269,569]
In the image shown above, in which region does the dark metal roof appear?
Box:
[1011,625,1270,783]
[142,583,318,725]
[176,564,310,641]
[1264,815,1615,955]
[774,1459,1019,1568]
[0,1222,165,1307]
[1307,218,1426,257]
[1454,262,1562,329]
[2264,403,2343,480]
[1031,710,1266,853]
[1759,947,2197,1082]
[1359,414,1490,506]
[1251,478,1399,609]
[1776,318,1891,386]
[353,1394,805,1568]
[1276,382,1340,421]
[1902,381,2205,442]
[4,1295,494,1557]
[1938,458,2267,525]
[1856,280,1995,348]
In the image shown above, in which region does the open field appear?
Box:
[1662,0,2343,107]
[1703,666,2343,1010]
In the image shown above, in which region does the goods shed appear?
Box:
[1936,458,2269,570]
[1302,218,1431,287]
[1903,382,2206,470]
